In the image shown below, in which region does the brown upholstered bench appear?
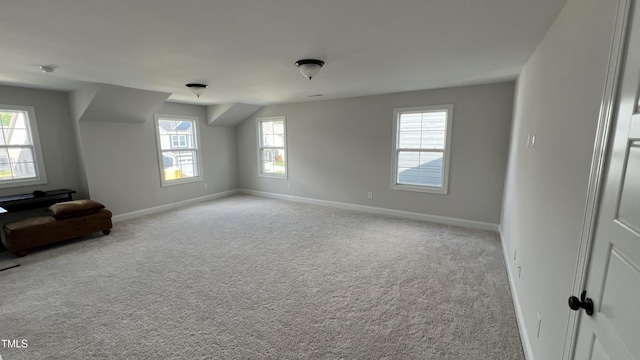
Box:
[3,200,112,257]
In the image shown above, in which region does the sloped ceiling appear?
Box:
[0,0,566,106]
[207,103,264,126]
[71,84,170,123]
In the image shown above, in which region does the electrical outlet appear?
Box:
[287,183,291,190]
[531,134,537,148]
[204,183,208,189]
[517,261,522,278]
[367,192,373,199]
[526,134,531,148]
[536,313,542,338]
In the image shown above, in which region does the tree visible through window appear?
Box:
[0,105,47,188]
[391,105,453,194]
[155,115,201,186]
[258,117,287,177]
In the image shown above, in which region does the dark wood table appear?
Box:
[0,189,76,213]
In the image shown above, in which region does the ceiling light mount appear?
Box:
[295,59,324,80]
[40,65,57,73]
[186,83,208,98]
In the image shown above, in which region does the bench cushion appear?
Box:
[48,199,105,219]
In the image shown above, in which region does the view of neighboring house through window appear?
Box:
[171,135,187,148]
[155,115,201,186]
[257,117,287,178]
[0,105,47,189]
[391,104,453,194]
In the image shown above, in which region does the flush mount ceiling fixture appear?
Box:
[186,83,208,98]
[295,59,324,80]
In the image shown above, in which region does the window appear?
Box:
[155,115,202,186]
[257,117,287,178]
[391,104,453,194]
[171,135,187,148]
[0,105,47,189]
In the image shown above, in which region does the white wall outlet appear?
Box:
[367,192,373,199]
[536,312,542,338]
[204,183,208,189]
[526,134,531,148]
[287,183,291,190]
[531,134,537,148]
[517,261,522,278]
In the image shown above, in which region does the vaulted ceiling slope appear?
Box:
[0,0,566,106]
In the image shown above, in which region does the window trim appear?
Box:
[0,104,47,189]
[154,114,203,187]
[390,104,453,195]
[256,116,288,179]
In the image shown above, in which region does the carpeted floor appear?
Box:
[0,195,524,359]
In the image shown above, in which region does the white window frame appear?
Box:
[0,105,47,189]
[390,104,453,195]
[154,114,203,187]
[257,116,288,179]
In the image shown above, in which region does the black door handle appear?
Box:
[568,290,594,316]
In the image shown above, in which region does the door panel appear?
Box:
[599,246,640,357]
[617,143,640,232]
[591,338,610,360]
[584,324,632,360]
[573,0,640,358]
[630,114,640,136]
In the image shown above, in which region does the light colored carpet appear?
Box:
[0,195,524,359]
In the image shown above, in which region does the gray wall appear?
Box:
[0,85,85,197]
[0,84,238,217]
[78,101,238,215]
[500,0,620,358]
[237,82,514,224]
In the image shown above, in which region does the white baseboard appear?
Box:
[239,189,498,231]
[112,189,239,223]
[112,188,498,231]
[498,225,534,360]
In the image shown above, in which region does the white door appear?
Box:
[572,2,640,359]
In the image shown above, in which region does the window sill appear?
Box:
[259,173,288,180]
[0,178,48,190]
[160,177,202,187]
[391,183,448,195]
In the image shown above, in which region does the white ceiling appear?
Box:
[0,0,566,106]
